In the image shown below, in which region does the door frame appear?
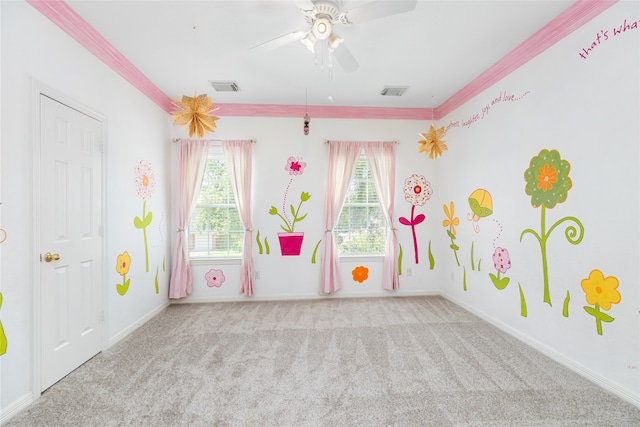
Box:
[30,79,109,396]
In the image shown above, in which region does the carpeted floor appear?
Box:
[7,296,640,426]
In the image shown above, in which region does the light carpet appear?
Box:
[7,296,640,426]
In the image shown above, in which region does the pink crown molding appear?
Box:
[28,0,616,121]
[436,0,618,118]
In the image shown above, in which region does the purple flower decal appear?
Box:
[285,156,307,176]
[205,269,226,288]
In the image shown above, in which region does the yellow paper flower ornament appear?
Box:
[172,94,219,138]
[418,124,448,159]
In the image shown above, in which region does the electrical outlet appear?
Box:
[406,268,413,276]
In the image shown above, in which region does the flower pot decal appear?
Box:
[269,156,311,256]
[278,232,305,256]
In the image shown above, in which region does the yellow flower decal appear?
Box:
[172,94,220,138]
[442,202,459,235]
[352,266,369,283]
[116,251,131,276]
[581,269,621,310]
[536,164,558,192]
[418,124,448,159]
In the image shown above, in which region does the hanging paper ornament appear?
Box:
[171,94,219,138]
[418,124,448,159]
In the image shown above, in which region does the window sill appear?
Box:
[189,257,242,266]
[339,255,385,263]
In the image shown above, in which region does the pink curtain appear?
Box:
[320,141,362,294]
[363,142,399,290]
[169,139,209,299]
[222,140,254,296]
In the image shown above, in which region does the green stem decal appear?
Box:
[256,230,264,254]
[116,274,131,296]
[0,292,7,355]
[562,291,570,317]
[520,204,584,306]
[398,244,403,275]
[311,239,322,264]
[470,241,475,271]
[463,267,467,291]
[583,304,615,336]
[265,237,270,255]
[428,240,435,270]
[446,229,460,267]
[134,200,153,273]
[155,266,159,294]
[518,283,527,317]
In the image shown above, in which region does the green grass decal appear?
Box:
[311,239,322,264]
[518,283,527,317]
[155,265,159,294]
[265,237,270,255]
[477,259,482,271]
[470,241,475,270]
[563,291,570,317]
[463,267,467,291]
[428,240,435,270]
[398,244,403,275]
[256,230,264,254]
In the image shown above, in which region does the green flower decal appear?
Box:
[521,149,584,307]
[524,149,572,209]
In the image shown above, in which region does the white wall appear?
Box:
[172,116,445,302]
[1,1,172,418]
[436,1,639,404]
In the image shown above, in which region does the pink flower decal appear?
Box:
[134,160,156,200]
[205,269,226,288]
[492,247,511,274]
[403,174,432,206]
[285,156,307,176]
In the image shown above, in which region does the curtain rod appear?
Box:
[172,138,256,143]
[324,140,399,144]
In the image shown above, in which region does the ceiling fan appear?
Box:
[250,0,417,73]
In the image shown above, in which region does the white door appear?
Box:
[39,94,104,391]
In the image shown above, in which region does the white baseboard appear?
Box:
[0,392,33,426]
[108,301,170,347]
[441,291,640,410]
[171,289,439,304]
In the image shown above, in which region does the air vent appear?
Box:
[209,81,240,92]
[380,86,409,96]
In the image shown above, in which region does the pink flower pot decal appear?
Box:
[278,232,304,256]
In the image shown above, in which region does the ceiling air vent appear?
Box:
[380,86,409,96]
[209,81,240,92]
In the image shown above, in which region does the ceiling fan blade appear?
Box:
[333,43,359,73]
[343,0,417,24]
[248,30,306,53]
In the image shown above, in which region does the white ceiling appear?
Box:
[65,0,574,109]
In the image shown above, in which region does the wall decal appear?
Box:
[0,292,7,356]
[352,266,369,283]
[444,90,530,132]
[0,228,5,244]
[256,230,271,255]
[489,247,511,290]
[399,174,432,264]
[520,149,584,306]
[205,268,226,288]
[463,267,467,291]
[311,239,321,264]
[133,160,156,272]
[398,244,403,275]
[154,266,159,294]
[578,18,640,60]
[467,188,493,233]
[442,202,461,266]
[115,251,132,296]
[269,156,310,256]
[428,240,435,270]
[518,283,528,317]
[563,291,570,317]
[581,270,621,335]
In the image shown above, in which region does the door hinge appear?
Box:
[98,140,104,153]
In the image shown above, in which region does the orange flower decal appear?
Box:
[536,164,558,192]
[581,269,621,310]
[352,266,369,283]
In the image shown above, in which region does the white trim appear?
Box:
[108,301,170,347]
[171,289,439,304]
[30,79,108,397]
[0,392,34,425]
[441,291,640,410]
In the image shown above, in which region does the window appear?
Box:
[188,147,243,258]
[335,152,386,255]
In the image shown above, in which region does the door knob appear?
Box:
[44,252,60,262]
